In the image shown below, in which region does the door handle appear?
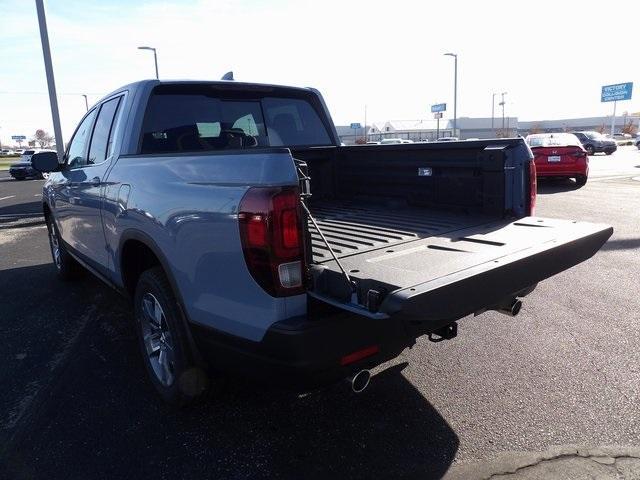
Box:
[91,176,101,186]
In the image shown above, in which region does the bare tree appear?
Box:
[595,124,607,134]
[621,120,638,136]
[529,123,543,134]
[33,129,54,148]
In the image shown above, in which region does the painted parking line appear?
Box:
[0,195,16,201]
[0,212,42,218]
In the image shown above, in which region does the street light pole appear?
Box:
[491,92,496,131]
[500,91,507,133]
[444,53,458,136]
[35,0,64,161]
[82,94,88,112]
[138,46,159,79]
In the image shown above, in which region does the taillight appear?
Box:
[572,150,587,158]
[238,187,305,297]
[528,159,537,216]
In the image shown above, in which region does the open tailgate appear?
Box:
[379,217,612,324]
[310,216,612,329]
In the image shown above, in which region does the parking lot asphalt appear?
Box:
[0,147,639,479]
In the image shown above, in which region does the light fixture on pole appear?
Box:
[82,94,88,112]
[444,53,458,136]
[138,46,159,79]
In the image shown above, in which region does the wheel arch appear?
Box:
[118,229,205,366]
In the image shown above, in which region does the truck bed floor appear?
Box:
[308,202,493,263]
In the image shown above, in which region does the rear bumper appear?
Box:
[190,296,414,390]
[535,161,588,177]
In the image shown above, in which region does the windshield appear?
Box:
[584,132,604,140]
[140,87,333,154]
[526,133,581,147]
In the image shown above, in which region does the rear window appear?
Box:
[140,87,332,154]
[526,134,581,147]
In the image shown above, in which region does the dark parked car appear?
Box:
[8,149,52,180]
[571,131,617,155]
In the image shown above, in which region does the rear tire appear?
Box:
[585,145,595,156]
[134,267,210,406]
[46,215,81,280]
[575,175,588,187]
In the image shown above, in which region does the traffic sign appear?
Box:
[350,122,362,129]
[433,112,443,119]
[601,82,633,102]
[11,135,26,140]
[431,103,446,113]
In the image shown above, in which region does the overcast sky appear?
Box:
[1,0,638,146]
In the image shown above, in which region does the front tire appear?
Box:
[134,267,210,406]
[605,151,613,156]
[46,215,81,280]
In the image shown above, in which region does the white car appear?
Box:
[1,149,14,156]
[20,149,53,162]
[380,138,414,145]
[437,136,460,142]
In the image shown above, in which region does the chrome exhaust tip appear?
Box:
[348,370,371,393]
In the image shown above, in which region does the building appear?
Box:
[336,116,517,144]
[335,114,639,144]
[518,115,640,135]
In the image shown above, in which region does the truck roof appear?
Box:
[98,79,315,105]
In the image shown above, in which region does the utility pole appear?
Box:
[444,53,458,136]
[500,92,507,134]
[364,105,367,143]
[491,92,496,131]
[610,101,617,137]
[35,0,64,161]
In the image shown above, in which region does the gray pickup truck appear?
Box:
[32,80,612,405]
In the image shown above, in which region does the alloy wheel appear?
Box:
[140,293,175,387]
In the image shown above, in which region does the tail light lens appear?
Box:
[238,187,305,297]
[572,150,587,158]
[527,159,537,216]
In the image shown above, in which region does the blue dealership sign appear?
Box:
[601,82,633,102]
[431,103,446,113]
[350,122,362,129]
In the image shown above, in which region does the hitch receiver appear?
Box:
[428,322,458,343]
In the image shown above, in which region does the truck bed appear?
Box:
[308,202,495,263]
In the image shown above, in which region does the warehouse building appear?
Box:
[336,114,638,144]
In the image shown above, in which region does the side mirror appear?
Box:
[31,151,60,173]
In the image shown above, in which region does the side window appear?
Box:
[88,96,122,165]
[66,109,97,168]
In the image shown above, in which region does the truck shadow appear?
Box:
[3,264,459,480]
[600,237,640,251]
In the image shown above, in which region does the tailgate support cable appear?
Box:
[299,199,354,293]
[294,157,354,294]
